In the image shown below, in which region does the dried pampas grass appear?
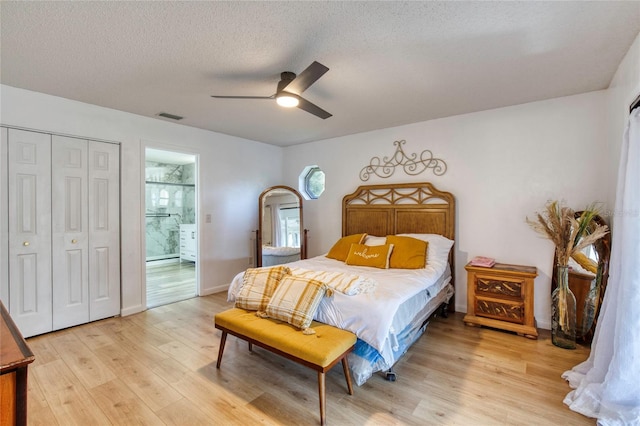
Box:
[527,201,609,331]
[526,201,609,267]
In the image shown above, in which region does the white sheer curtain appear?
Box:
[562,107,640,425]
[272,204,283,247]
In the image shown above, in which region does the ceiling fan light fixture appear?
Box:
[212,61,330,118]
[276,92,299,108]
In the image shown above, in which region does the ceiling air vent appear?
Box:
[157,112,184,121]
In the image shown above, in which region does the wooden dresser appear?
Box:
[463,262,538,339]
[1,301,35,426]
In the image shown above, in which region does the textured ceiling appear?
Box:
[1,1,639,147]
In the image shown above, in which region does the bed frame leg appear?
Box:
[385,368,397,382]
[440,302,449,318]
[216,331,227,368]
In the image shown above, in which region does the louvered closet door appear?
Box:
[52,135,89,329]
[7,129,52,337]
[88,141,120,321]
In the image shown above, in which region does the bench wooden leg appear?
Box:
[341,357,354,395]
[216,331,227,368]
[317,371,326,426]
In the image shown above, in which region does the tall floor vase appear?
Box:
[578,265,602,342]
[551,265,577,349]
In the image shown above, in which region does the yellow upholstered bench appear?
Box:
[214,308,356,425]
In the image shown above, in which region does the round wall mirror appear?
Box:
[257,186,307,267]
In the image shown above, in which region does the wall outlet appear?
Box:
[205,214,212,223]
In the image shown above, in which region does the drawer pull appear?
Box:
[23,241,30,246]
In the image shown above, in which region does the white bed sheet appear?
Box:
[347,277,453,385]
[262,246,300,256]
[228,252,450,368]
[387,265,451,347]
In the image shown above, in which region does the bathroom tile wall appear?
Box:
[145,161,196,260]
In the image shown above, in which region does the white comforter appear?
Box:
[228,253,449,367]
[262,245,300,256]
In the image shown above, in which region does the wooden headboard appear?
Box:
[343,182,456,305]
[342,182,455,239]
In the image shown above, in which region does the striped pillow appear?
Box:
[235,266,291,311]
[265,276,327,330]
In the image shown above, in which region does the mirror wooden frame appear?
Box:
[550,212,610,344]
[256,185,307,267]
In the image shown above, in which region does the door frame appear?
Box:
[140,140,200,309]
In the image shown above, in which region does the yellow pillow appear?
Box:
[235,266,291,311]
[386,235,428,269]
[345,243,394,269]
[265,276,327,330]
[326,233,367,261]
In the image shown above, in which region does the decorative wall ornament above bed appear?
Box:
[359,140,447,181]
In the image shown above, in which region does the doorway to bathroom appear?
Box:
[145,147,197,308]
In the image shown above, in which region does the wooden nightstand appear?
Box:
[463,262,538,339]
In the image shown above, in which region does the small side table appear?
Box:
[463,262,539,339]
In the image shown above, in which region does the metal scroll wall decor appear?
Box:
[359,140,447,181]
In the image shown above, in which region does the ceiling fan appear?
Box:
[211,61,332,119]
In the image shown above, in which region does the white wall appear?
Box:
[606,32,640,209]
[283,91,610,329]
[0,85,283,316]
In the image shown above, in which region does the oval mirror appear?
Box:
[551,212,610,344]
[257,186,307,267]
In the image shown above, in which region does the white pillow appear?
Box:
[397,233,454,265]
[363,235,387,246]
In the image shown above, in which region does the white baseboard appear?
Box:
[200,284,229,297]
[537,319,551,330]
[121,304,145,317]
[120,285,229,317]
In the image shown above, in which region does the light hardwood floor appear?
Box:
[146,260,196,308]
[25,293,595,425]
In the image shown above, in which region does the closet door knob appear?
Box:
[23,241,30,246]
[71,239,78,244]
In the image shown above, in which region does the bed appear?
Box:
[261,245,301,266]
[228,182,455,385]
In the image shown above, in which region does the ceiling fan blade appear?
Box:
[282,61,329,95]
[297,96,332,119]
[211,95,275,99]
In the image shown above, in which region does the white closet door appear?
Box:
[52,135,89,330]
[8,129,52,336]
[88,141,120,321]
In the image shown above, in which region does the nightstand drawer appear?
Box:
[464,262,538,339]
[475,276,523,299]
[474,296,524,324]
